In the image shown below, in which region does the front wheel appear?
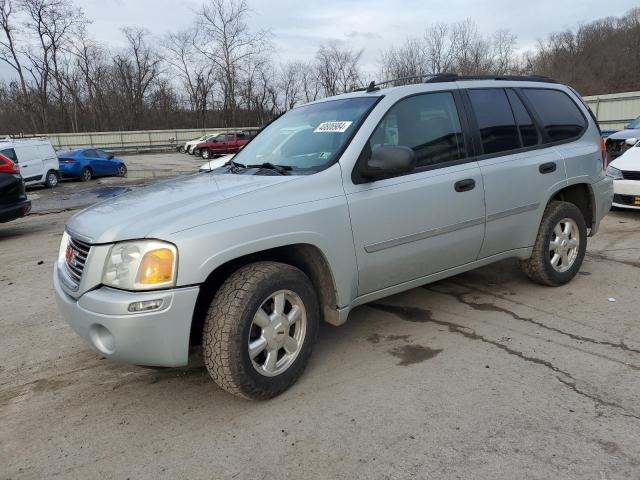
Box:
[193,148,200,156]
[44,170,59,188]
[521,201,587,286]
[116,164,127,177]
[201,149,210,159]
[202,262,319,400]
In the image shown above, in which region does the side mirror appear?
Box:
[360,145,416,180]
[625,138,638,147]
[624,124,631,129]
[108,154,114,159]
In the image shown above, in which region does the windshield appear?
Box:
[628,117,640,129]
[232,97,379,173]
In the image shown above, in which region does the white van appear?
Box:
[0,138,60,187]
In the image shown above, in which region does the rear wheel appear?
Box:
[80,167,92,182]
[178,146,185,153]
[521,201,587,286]
[44,170,59,188]
[202,262,319,400]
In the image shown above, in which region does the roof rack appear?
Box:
[355,73,557,93]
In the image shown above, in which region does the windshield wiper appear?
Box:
[246,162,292,175]
[224,158,246,172]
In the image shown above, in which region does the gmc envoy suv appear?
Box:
[54,74,613,400]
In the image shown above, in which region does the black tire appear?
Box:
[521,201,587,286]
[200,149,209,159]
[193,148,200,156]
[203,261,319,400]
[116,164,127,177]
[80,167,92,182]
[178,146,185,153]
[44,170,59,188]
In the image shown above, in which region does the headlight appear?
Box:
[605,165,623,179]
[102,240,177,290]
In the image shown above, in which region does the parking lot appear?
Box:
[1,152,640,479]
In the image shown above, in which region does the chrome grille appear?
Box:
[64,235,91,286]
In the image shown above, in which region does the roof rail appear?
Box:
[353,73,557,93]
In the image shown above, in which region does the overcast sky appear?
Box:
[1,0,638,80]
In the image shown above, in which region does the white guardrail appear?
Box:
[3,127,260,153]
[583,90,640,130]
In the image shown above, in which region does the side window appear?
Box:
[368,92,466,169]
[506,90,539,147]
[84,149,98,158]
[468,89,520,155]
[521,88,586,142]
[0,148,18,163]
[237,132,248,140]
[96,150,110,159]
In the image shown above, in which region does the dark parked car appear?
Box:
[57,148,127,181]
[0,171,31,223]
[606,116,640,163]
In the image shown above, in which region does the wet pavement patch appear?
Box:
[93,186,131,198]
[367,333,412,344]
[388,344,442,366]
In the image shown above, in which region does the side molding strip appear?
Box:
[364,217,485,253]
[486,203,539,222]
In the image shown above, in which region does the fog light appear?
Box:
[128,299,163,313]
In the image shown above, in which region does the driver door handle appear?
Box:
[454,179,476,192]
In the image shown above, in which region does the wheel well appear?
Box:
[551,183,593,229]
[189,244,339,346]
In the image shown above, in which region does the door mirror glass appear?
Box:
[108,154,115,159]
[361,146,416,180]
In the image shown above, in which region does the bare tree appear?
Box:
[278,61,303,110]
[196,0,268,126]
[112,27,162,129]
[315,41,362,96]
[164,28,217,128]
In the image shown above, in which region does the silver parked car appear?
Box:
[54,75,613,400]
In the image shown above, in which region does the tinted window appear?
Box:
[506,90,539,147]
[469,89,520,155]
[237,132,248,140]
[96,149,111,159]
[522,88,586,142]
[368,92,466,169]
[0,148,18,163]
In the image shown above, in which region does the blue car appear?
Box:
[57,148,127,181]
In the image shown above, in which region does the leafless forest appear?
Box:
[1,0,638,134]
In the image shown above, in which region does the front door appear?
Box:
[344,91,486,295]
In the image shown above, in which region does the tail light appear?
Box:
[600,136,608,168]
[0,153,19,174]
[58,158,76,164]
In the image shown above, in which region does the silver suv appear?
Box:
[54,75,613,400]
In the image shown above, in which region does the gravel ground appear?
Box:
[1,161,639,479]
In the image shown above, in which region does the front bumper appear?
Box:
[53,262,199,367]
[0,199,31,223]
[612,179,640,209]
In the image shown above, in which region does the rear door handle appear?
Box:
[454,179,476,192]
[539,162,557,174]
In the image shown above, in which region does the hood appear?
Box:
[66,172,297,243]
[608,129,640,140]
[610,145,640,171]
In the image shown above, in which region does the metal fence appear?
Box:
[4,127,259,153]
[583,91,640,130]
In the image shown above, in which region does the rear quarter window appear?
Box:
[521,88,586,142]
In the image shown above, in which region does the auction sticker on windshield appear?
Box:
[314,121,353,133]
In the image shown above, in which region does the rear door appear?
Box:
[12,146,44,183]
[345,91,486,295]
[464,87,567,258]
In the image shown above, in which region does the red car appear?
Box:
[196,131,255,159]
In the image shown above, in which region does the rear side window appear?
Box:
[506,90,539,147]
[368,91,466,169]
[0,148,17,163]
[521,88,586,142]
[468,89,520,155]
